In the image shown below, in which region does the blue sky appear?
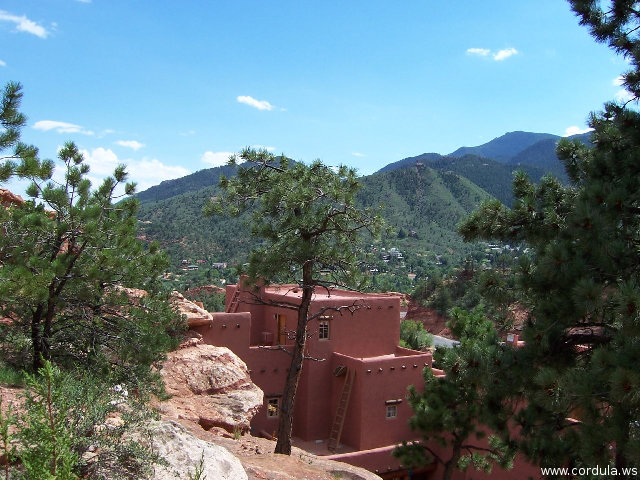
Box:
[0,1,632,193]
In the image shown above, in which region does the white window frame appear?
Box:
[318,316,331,340]
[386,404,398,419]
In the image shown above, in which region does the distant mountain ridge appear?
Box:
[136,164,238,204]
[449,131,559,162]
[376,130,593,189]
[133,129,593,267]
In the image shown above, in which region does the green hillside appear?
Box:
[136,163,493,269]
[358,164,491,258]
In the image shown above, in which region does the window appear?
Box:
[318,316,331,340]
[267,397,280,418]
[386,404,397,419]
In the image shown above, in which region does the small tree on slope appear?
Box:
[394,308,516,480]
[0,82,182,385]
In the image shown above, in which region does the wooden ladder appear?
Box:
[227,289,240,313]
[327,368,355,453]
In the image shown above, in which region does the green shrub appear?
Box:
[399,319,434,350]
[4,362,162,480]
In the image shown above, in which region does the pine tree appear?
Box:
[394,308,516,480]
[205,148,384,454]
[458,1,640,473]
[0,83,182,385]
[0,82,38,182]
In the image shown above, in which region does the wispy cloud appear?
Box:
[34,120,94,136]
[80,147,189,192]
[466,48,490,57]
[0,10,49,38]
[180,130,196,136]
[201,151,236,167]
[237,95,274,111]
[252,144,276,152]
[0,60,5,67]
[493,48,518,61]
[115,140,145,151]
[467,47,518,61]
[613,75,635,103]
[98,129,115,138]
[563,126,594,137]
[352,152,366,157]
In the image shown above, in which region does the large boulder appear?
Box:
[170,291,213,327]
[150,420,247,480]
[158,339,263,433]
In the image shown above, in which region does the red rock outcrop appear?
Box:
[0,189,23,207]
[157,337,263,434]
[170,291,213,327]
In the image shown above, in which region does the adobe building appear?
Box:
[190,280,438,478]
[192,280,540,479]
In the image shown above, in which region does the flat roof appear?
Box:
[263,284,401,301]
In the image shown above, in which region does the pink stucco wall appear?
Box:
[205,281,538,477]
[214,283,428,451]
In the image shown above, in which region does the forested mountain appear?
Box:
[136,164,238,204]
[416,155,549,205]
[376,152,551,206]
[449,131,559,162]
[376,152,444,173]
[136,162,492,266]
[135,130,591,268]
[358,164,492,256]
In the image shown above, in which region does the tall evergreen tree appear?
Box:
[458,2,640,474]
[205,148,383,454]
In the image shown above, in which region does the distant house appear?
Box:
[196,259,207,265]
[211,262,228,270]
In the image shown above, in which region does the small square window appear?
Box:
[386,404,397,419]
[267,398,280,418]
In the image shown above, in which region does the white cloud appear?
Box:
[237,95,274,111]
[180,130,196,136]
[0,10,49,38]
[33,120,94,136]
[466,47,518,61]
[80,147,190,192]
[563,126,594,137]
[115,140,145,151]
[352,152,366,157]
[201,151,236,167]
[0,60,5,67]
[466,48,490,57]
[615,89,635,103]
[613,75,635,103]
[252,144,276,152]
[493,48,518,61]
